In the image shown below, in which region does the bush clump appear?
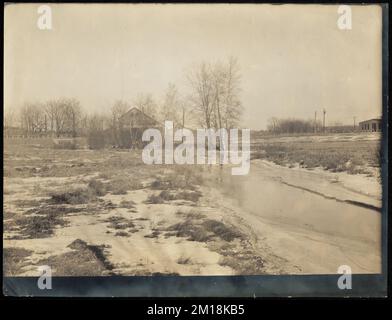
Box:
[202,220,244,242]
[145,190,202,204]
[166,219,244,243]
[51,188,96,205]
[88,179,107,196]
[106,178,143,195]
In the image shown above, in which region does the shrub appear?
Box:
[202,220,244,242]
[88,131,106,150]
[166,220,211,242]
[106,178,143,195]
[51,188,96,205]
[88,179,107,196]
[13,212,69,238]
[119,200,136,209]
[145,194,165,204]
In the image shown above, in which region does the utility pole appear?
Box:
[314,111,317,133]
[323,109,326,133]
[44,114,47,134]
[182,107,185,129]
[353,116,356,130]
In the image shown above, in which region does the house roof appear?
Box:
[119,107,160,128]
[358,118,381,124]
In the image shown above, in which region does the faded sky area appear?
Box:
[4,4,382,129]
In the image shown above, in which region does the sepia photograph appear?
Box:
[3,3,387,297]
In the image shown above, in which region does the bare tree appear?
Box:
[211,61,225,129]
[20,102,46,135]
[267,117,279,133]
[42,98,83,137]
[133,93,157,118]
[160,83,182,127]
[221,57,242,129]
[52,100,67,137]
[4,107,17,128]
[267,118,318,134]
[87,113,107,149]
[110,100,129,146]
[44,100,58,135]
[179,98,190,128]
[62,98,82,137]
[186,61,215,128]
[186,57,242,129]
[79,114,89,137]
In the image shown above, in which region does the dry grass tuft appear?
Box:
[253,139,380,175]
[166,218,244,243]
[145,190,202,204]
[177,255,192,265]
[3,247,32,276]
[106,178,143,195]
[37,239,114,276]
[202,219,244,242]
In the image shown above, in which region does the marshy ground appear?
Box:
[3,132,382,276]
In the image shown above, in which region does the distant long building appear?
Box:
[359,118,382,132]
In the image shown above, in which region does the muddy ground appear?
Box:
[3,133,382,276]
[4,142,269,276]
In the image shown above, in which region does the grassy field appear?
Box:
[3,133,382,276]
[3,140,265,276]
[252,133,381,176]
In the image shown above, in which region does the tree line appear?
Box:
[16,98,82,137]
[267,117,323,134]
[267,117,357,134]
[5,57,243,144]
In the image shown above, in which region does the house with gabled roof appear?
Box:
[118,107,161,148]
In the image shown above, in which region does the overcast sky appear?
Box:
[4,4,382,129]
